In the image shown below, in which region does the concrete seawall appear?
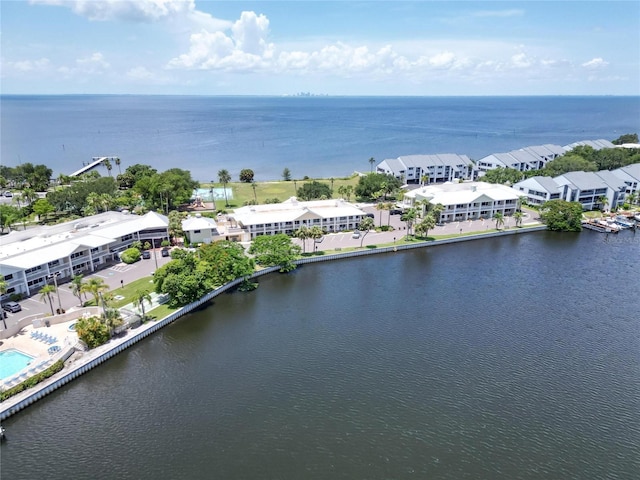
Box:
[0,225,546,420]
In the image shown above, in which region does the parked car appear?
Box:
[4,191,13,198]
[390,208,403,215]
[161,248,170,257]
[2,301,22,313]
[352,230,361,239]
[365,213,375,218]
[142,250,151,259]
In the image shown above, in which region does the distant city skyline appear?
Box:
[2,1,639,96]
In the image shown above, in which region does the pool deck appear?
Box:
[0,320,78,388]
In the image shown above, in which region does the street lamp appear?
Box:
[48,272,63,314]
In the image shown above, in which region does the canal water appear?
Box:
[1,230,639,479]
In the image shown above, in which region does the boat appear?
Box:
[634,214,640,222]
[613,215,635,229]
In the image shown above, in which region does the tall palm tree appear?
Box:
[251,182,257,203]
[421,174,429,186]
[514,211,524,227]
[358,216,375,247]
[368,157,376,173]
[99,193,112,213]
[494,212,505,230]
[70,275,86,306]
[218,169,231,207]
[103,158,113,177]
[598,195,609,212]
[401,208,417,239]
[309,226,324,251]
[134,289,152,321]
[375,202,386,227]
[295,226,310,253]
[115,157,122,175]
[81,278,109,307]
[0,279,7,330]
[39,284,57,315]
[415,214,436,239]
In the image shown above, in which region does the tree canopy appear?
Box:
[296,181,332,201]
[481,167,525,185]
[354,173,401,201]
[539,199,583,232]
[248,234,301,272]
[612,133,638,145]
[46,176,118,215]
[239,169,255,183]
[0,163,52,191]
[134,168,199,211]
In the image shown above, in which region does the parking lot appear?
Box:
[2,249,172,331]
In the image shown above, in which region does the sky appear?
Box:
[1,0,639,96]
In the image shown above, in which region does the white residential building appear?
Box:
[554,171,627,211]
[512,176,563,205]
[376,154,474,184]
[230,197,366,239]
[0,211,169,300]
[401,182,521,223]
[477,144,566,174]
[612,163,640,196]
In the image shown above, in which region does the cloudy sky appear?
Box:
[2,0,638,95]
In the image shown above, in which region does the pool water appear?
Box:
[0,349,35,380]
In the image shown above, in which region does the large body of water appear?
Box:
[1,230,639,479]
[2,95,639,182]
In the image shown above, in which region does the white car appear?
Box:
[352,231,361,239]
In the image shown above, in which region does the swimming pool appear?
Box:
[0,349,35,380]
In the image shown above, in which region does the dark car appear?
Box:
[2,301,22,313]
[365,213,375,218]
[161,248,170,257]
[390,208,403,215]
[142,250,151,259]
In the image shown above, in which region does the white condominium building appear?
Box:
[231,197,366,239]
[401,182,521,223]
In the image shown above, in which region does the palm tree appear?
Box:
[0,279,8,329]
[421,174,429,186]
[218,169,231,207]
[514,211,524,228]
[251,182,257,203]
[309,226,325,251]
[134,289,153,321]
[115,157,122,175]
[86,192,101,214]
[358,216,375,247]
[21,187,38,205]
[99,193,112,213]
[103,158,113,177]
[345,185,354,202]
[368,157,376,173]
[375,202,386,227]
[401,208,417,239]
[81,278,109,307]
[415,214,436,239]
[70,275,86,306]
[39,284,57,315]
[494,212,505,230]
[295,226,310,253]
[598,195,609,212]
[627,191,638,205]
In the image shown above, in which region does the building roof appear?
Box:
[232,197,365,227]
[404,182,521,206]
[563,139,615,151]
[396,153,472,169]
[0,211,168,271]
[613,163,640,182]
[555,171,609,191]
[182,215,219,232]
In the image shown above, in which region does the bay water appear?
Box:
[1,230,639,479]
[2,95,639,182]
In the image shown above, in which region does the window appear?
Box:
[90,247,99,254]
[71,251,85,259]
[25,266,43,274]
[193,230,201,233]
[3,274,13,281]
[121,234,133,242]
[48,260,60,267]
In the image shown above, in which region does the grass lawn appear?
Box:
[109,276,156,308]
[147,303,177,321]
[206,175,361,209]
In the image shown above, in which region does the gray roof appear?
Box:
[563,139,615,151]
[379,158,405,173]
[479,144,564,166]
[524,144,566,158]
[532,176,562,193]
[613,163,640,182]
[555,171,609,191]
[595,170,627,190]
[396,153,471,169]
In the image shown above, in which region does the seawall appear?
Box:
[0,225,546,420]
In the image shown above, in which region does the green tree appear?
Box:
[598,195,609,212]
[297,181,332,201]
[134,290,153,320]
[75,316,111,349]
[134,168,199,212]
[70,275,86,307]
[251,181,258,203]
[368,157,376,172]
[355,173,401,201]
[39,284,57,316]
[168,210,185,243]
[199,241,255,285]
[308,225,325,251]
[481,167,525,185]
[295,226,311,253]
[415,214,436,239]
[282,168,292,181]
[612,133,638,145]
[357,216,375,247]
[0,204,23,233]
[239,169,254,183]
[32,198,55,222]
[218,169,232,206]
[81,278,109,307]
[47,176,117,215]
[401,208,417,239]
[493,212,505,230]
[103,158,113,177]
[542,154,597,177]
[248,234,301,272]
[539,199,583,232]
[513,211,524,228]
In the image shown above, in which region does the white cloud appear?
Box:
[30,0,229,30]
[510,52,532,68]
[3,58,51,73]
[57,52,110,76]
[582,57,609,69]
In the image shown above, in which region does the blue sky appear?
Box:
[1,1,638,95]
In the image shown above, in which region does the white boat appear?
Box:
[614,215,635,229]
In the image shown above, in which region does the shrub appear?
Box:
[161,239,171,247]
[75,316,111,349]
[120,247,141,264]
[0,360,64,401]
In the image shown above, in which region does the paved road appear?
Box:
[2,249,172,331]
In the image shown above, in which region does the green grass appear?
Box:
[206,175,361,209]
[109,276,156,308]
[147,303,177,321]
